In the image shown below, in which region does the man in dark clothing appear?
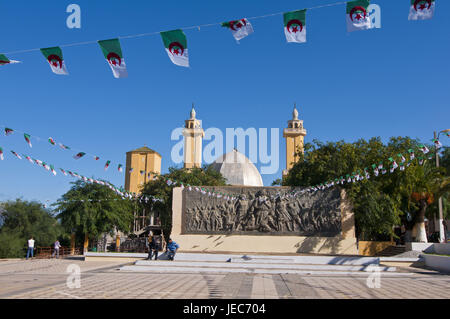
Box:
[146,235,158,260]
[166,238,179,261]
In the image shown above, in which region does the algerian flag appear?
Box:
[0,147,3,160]
[432,138,442,149]
[73,152,86,159]
[24,133,32,147]
[0,54,20,66]
[409,0,435,20]
[50,165,57,176]
[59,143,70,150]
[60,168,68,176]
[222,18,254,41]
[283,9,307,43]
[161,30,189,67]
[389,157,398,169]
[419,144,429,154]
[346,0,373,32]
[4,128,14,136]
[399,163,405,171]
[98,39,128,78]
[408,149,415,160]
[34,159,43,166]
[118,164,123,172]
[24,155,33,163]
[129,168,133,173]
[104,160,111,170]
[40,47,69,75]
[398,153,406,163]
[48,137,56,145]
[43,162,50,171]
[140,170,145,176]
[94,156,100,161]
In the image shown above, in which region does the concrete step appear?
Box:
[141,253,380,265]
[133,260,395,272]
[120,264,402,276]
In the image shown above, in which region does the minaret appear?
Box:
[183,104,204,169]
[283,104,307,177]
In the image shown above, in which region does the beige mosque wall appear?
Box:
[170,187,358,255]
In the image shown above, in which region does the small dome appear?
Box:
[210,149,263,186]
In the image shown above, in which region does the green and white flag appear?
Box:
[11,151,22,160]
[40,47,69,75]
[24,133,32,148]
[73,152,86,159]
[222,18,254,41]
[160,30,189,67]
[50,165,57,176]
[283,9,307,43]
[48,137,56,145]
[346,0,373,32]
[104,160,111,170]
[98,39,128,78]
[118,164,123,172]
[409,0,435,20]
[0,54,20,66]
[0,147,3,160]
[5,128,14,136]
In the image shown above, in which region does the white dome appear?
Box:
[210,149,263,186]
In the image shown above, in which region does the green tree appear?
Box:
[283,137,445,242]
[140,166,226,239]
[55,181,134,247]
[0,199,62,258]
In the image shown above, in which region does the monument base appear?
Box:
[171,234,358,255]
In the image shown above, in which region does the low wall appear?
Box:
[423,254,450,273]
[358,241,395,256]
[171,187,358,255]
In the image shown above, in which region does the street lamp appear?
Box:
[435,129,450,243]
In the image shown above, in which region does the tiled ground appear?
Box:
[0,258,448,299]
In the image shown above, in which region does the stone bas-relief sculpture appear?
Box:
[183,187,342,237]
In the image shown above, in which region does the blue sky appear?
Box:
[0,0,449,204]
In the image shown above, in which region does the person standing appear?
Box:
[166,238,179,261]
[26,237,35,260]
[52,240,61,259]
[148,236,159,260]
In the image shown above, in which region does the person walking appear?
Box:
[166,238,179,261]
[52,240,61,259]
[26,237,35,260]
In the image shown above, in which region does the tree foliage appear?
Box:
[140,166,227,239]
[283,137,446,240]
[55,181,134,244]
[0,199,62,258]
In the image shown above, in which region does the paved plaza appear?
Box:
[0,258,449,299]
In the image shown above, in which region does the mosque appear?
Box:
[124,105,307,192]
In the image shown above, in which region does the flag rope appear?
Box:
[1,1,351,56]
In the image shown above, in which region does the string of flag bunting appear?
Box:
[1,125,125,173]
[143,135,447,202]
[0,133,447,205]
[0,1,437,75]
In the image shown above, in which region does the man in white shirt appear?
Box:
[52,240,61,259]
[26,237,35,260]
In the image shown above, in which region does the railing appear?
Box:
[36,246,82,259]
